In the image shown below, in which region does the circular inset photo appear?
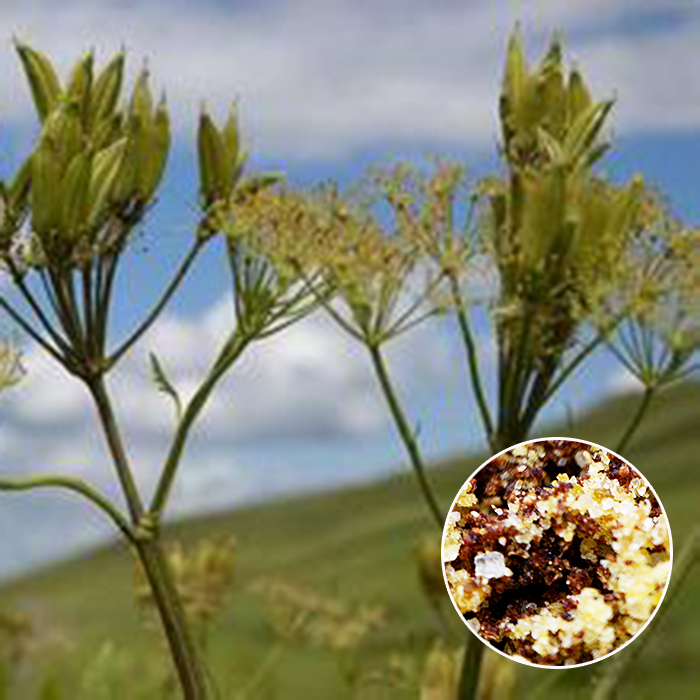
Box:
[442,438,672,667]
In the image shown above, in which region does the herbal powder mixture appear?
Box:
[443,440,671,666]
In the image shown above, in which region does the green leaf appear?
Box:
[150,352,182,420]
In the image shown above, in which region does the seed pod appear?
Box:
[88,137,127,228]
[92,111,124,150]
[197,110,227,206]
[15,41,62,122]
[112,120,143,205]
[563,100,614,166]
[567,70,591,121]
[41,102,84,169]
[138,98,170,201]
[502,29,528,128]
[222,106,240,180]
[539,41,566,138]
[65,51,94,119]
[130,68,153,123]
[31,140,62,236]
[61,151,93,237]
[91,52,125,125]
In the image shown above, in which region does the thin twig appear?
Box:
[0,298,66,365]
[109,238,205,367]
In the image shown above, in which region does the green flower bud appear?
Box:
[65,51,94,120]
[61,150,93,237]
[87,137,127,229]
[197,110,227,206]
[138,99,170,202]
[30,139,62,237]
[15,41,62,122]
[90,52,125,125]
[130,69,153,123]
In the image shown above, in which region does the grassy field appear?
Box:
[1,382,699,698]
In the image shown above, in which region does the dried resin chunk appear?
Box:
[442,439,672,667]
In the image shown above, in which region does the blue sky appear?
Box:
[0,0,699,577]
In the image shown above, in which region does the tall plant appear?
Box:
[0,45,321,699]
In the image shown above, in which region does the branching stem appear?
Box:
[151,331,250,515]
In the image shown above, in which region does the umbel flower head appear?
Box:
[1,43,170,270]
[225,179,429,344]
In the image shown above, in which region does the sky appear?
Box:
[0,0,699,579]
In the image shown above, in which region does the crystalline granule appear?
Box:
[474,551,511,579]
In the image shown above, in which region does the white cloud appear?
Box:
[0,1,698,159]
[0,292,452,484]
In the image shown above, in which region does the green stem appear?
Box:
[86,374,209,700]
[522,328,610,431]
[615,384,655,455]
[0,473,133,541]
[109,239,205,368]
[449,275,493,443]
[87,375,145,521]
[367,342,443,529]
[150,332,249,515]
[6,260,72,354]
[135,537,210,700]
[457,629,484,700]
[0,298,65,365]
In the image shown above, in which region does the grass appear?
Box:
[1,382,699,698]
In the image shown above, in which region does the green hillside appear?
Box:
[1,382,699,699]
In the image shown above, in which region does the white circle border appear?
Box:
[440,436,674,670]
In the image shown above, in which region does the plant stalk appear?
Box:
[448,275,493,444]
[615,384,655,455]
[367,342,443,529]
[135,537,210,700]
[87,375,144,521]
[87,374,208,699]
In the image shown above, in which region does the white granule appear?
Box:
[474,551,512,579]
[575,450,593,469]
[499,537,507,546]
